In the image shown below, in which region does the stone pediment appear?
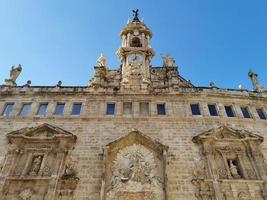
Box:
[105,129,168,155]
[192,126,263,143]
[7,123,77,142]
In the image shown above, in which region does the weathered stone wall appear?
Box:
[0,88,266,200]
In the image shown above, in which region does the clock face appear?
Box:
[128,54,144,64]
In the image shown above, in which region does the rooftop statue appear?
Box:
[162,55,175,67]
[248,70,265,92]
[97,53,107,68]
[4,64,22,86]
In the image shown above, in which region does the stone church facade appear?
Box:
[0,10,267,200]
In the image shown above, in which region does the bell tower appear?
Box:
[117,9,155,89]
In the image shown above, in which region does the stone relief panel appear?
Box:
[0,123,78,200]
[192,126,267,200]
[107,144,164,200]
[101,130,168,200]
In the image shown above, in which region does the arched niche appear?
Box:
[101,130,168,200]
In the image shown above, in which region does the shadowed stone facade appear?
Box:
[0,10,267,200]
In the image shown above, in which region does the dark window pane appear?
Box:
[106,103,115,115]
[208,104,218,116]
[191,104,201,115]
[55,103,65,115]
[123,102,132,114]
[257,108,266,120]
[2,103,14,116]
[19,103,31,116]
[241,107,251,118]
[71,103,82,115]
[140,102,149,115]
[37,103,48,115]
[157,104,166,115]
[225,106,235,117]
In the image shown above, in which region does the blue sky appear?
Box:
[0,0,266,90]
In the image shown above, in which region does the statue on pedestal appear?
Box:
[228,160,241,179]
[4,64,22,86]
[29,155,43,176]
[97,53,107,68]
[248,70,265,92]
[162,55,175,67]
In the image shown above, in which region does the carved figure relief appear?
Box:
[107,144,164,200]
[101,130,168,200]
[228,159,241,179]
[29,155,43,176]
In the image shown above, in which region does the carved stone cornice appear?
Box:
[6,123,77,150]
[192,126,263,143]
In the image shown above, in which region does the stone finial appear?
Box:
[4,64,22,86]
[238,84,245,90]
[23,80,31,87]
[97,53,107,68]
[161,54,175,67]
[248,69,265,92]
[127,18,130,24]
[209,82,216,88]
[56,81,62,87]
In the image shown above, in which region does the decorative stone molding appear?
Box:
[192,126,267,200]
[100,130,168,200]
[0,123,78,200]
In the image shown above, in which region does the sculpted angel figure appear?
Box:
[10,64,22,82]
[248,69,264,92]
[97,53,107,68]
[4,64,22,86]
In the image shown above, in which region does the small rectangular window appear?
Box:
[208,104,218,116]
[140,102,149,115]
[71,103,82,115]
[36,103,48,115]
[54,103,65,115]
[225,106,235,117]
[19,103,31,116]
[240,107,251,119]
[123,102,132,115]
[191,104,201,115]
[157,104,166,115]
[106,103,115,115]
[256,108,266,120]
[1,103,14,116]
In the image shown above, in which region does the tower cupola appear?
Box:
[117,10,155,89]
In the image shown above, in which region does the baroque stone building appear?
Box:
[0,10,267,200]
